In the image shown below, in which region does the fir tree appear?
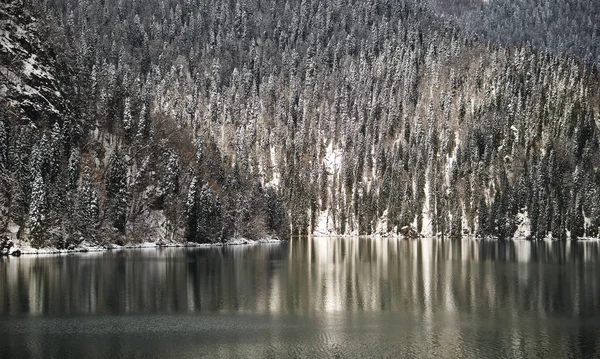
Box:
[106,150,128,233]
[29,173,47,247]
[185,176,199,242]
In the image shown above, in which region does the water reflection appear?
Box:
[1,238,600,357]
[2,239,600,317]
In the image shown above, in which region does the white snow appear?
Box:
[583,210,593,238]
[314,209,335,236]
[310,142,344,236]
[7,236,284,256]
[0,32,15,55]
[22,55,55,81]
[374,209,389,236]
[266,145,281,188]
[511,125,519,143]
[513,210,531,240]
[224,237,282,245]
[461,201,471,235]
[421,167,433,237]
[7,221,19,234]
[323,142,343,175]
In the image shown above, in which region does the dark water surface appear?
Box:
[1,238,600,358]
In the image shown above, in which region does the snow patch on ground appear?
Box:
[323,142,343,175]
[7,237,285,256]
[8,240,106,256]
[460,201,471,235]
[310,142,344,236]
[22,55,55,81]
[314,209,335,236]
[224,237,283,245]
[583,211,595,237]
[513,210,531,240]
[374,209,389,236]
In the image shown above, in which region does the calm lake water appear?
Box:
[1,237,600,358]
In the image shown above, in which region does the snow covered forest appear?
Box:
[1,0,600,249]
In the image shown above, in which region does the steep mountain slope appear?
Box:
[2,0,600,246]
[427,0,600,65]
[0,0,287,250]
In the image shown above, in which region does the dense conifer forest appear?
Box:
[1,0,599,250]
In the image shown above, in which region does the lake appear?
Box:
[1,237,600,358]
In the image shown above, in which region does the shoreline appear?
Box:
[2,237,285,257]
[4,234,599,257]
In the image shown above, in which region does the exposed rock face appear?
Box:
[400,226,420,239]
[0,1,288,249]
[0,1,72,126]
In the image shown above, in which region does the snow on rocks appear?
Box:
[513,210,532,240]
[4,236,286,257]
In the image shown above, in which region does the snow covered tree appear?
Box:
[0,119,7,170]
[106,150,128,233]
[68,148,81,190]
[29,173,47,248]
[80,166,99,230]
[136,103,148,139]
[163,151,179,195]
[49,122,63,181]
[185,176,199,242]
[123,97,133,136]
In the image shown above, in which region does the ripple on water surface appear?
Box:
[1,238,600,357]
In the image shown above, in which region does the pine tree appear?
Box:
[49,122,63,181]
[107,150,128,233]
[29,173,47,248]
[185,176,199,242]
[163,151,179,195]
[80,166,99,230]
[266,187,288,239]
[477,196,488,237]
[123,97,133,137]
[450,199,462,238]
[0,119,7,170]
[68,148,81,190]
[197,184,222,243]
[136,103,148,139]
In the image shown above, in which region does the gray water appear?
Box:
[1,237,600,358]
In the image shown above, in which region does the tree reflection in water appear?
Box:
[1,238,599,358]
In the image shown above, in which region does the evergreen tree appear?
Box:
[0,119,7,170]
[68,148,81,190]
[185,176,199,242]
[197,184,222,243]
[163,151,179,196]
[123,97,133,137]
[106,150,128,233]
[29,173,47,247]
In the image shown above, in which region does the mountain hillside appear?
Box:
[1,0,600,248]
[427,0,600,65]
[1,0,288,251]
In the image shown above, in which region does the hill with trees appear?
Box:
[1,0,599,249]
